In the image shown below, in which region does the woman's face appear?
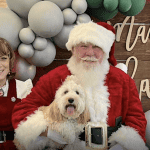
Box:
[0,55,10,84]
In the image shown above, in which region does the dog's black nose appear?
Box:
[68,98,74,103]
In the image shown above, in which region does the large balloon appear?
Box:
[6,0,41,19]
[86,6,118,21]
[15,56,36,81]
[63,8,77,25]
[145,110,150,146]
[53,24,74,49]
[121,0,146,16]
[27,39,56,67]
[0,8,23,50]
[28,1,64,38]
[86,0,103,8]
[44,0,72,10]
[71,0,87,14]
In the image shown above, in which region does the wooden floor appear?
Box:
[0,0,7,8]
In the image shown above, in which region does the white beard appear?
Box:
[67,55,110,88]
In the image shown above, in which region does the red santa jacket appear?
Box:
[12,64,147,150]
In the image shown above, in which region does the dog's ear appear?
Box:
[46,101,64,123]
[77,106,90,124]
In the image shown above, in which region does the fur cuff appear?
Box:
[108,125,148,150]
[116,63,127,73]
[14,109,48,149]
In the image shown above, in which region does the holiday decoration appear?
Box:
[63,8,77,25]
[103,0,118,12]
[28,1,64,38]
[19,27,35,44]
[118,0,132,13]
[86,0,103,8]
[18,44,34,58]
[0,8,23,50]
[53,25,74,49]
[76,13,91,23]
[145,110,150,146]
[26,39,56,67]
[15,56,36,81]
[6,0,41,19]
[33,37,48,51]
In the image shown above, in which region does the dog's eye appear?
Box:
[76,91,79,95]
[64,90,68,94]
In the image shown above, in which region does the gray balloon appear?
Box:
[18,43,35,58]
[0,8,23,50]
[33,37,48,51]
[71,0,87,14]
[19,28,35,44]
[63,8,77,25]
[6,0,41,19]
[15,56,36,81]
[76,13,91,23]
[53,24,74,49]
[27,39,56,67]
[44,0,72,10]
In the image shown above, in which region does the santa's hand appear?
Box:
[47,129,68,144]
[109,143,127,150]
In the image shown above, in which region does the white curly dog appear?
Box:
[14,75,90,150]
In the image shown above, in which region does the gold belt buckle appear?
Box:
[85,122,108,150]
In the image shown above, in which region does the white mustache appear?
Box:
[81,56,99,62]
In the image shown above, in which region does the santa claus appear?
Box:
[12,21,148,150]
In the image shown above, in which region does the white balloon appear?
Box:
[6,0,41,19]
[145,110,150,146]
[53,24,74,49]
[71,0,87,14]
[76,13,91,23]
[28,1,64,38]
[27,39,56,67]
[33,37,48,51]
[63,8,77,25]
[44,0,72,10]
[0,8,23,50]
[18,43,34,58]
[19,28,35,44]
[15,56,36,81]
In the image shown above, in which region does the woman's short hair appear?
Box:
[0,37,16,80]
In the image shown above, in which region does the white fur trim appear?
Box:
[66,21,115,58]
[14,109,48,149]
[16,79,33,99]
[108,125,148,150]
[116,63,128,73]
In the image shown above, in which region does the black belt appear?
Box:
[79,116,123,144]
[0,131,14,142]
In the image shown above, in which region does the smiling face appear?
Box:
[72,42,104,69]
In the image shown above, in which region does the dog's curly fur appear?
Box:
[14,75,90,150]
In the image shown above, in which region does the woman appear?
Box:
[0,38,33,150]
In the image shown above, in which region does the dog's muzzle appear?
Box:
[65,104,76,115]
[85,122,108,150]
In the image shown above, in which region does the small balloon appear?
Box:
[0,8,23,50]
[19,28,35,44]
[18,43,34,58]
[86,6,118,21]
[118,0,132,13]
[28,1,64,38]
[53,24,74,49]
[63,8,77,25]
[103,0,118,12]
[76,13,91,23]
[44,0,72,10]
[86,0,103,8]
[27,39,56,67]
[33,37,48,51]
[145,110,150,146]
[15,56,36,81]
[6,0,41,19]
[121,0,146,16]
[71,0,88,14]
